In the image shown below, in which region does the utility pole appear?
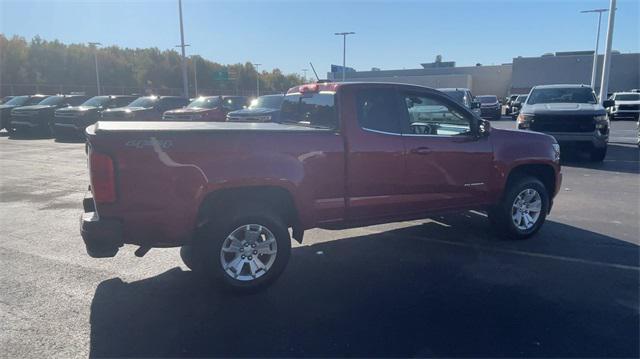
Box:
[302,68,309,82]
[598,0,616,103]
[334,32,355,82]
[88,42,102,95]
[581,8,608,89]
[193,56,198,97]
[177,0,189,98]
[253,63,261,97]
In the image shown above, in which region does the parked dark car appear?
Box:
[510,95,528,119]
[10,95,88,135]
[101,96,189,121]
[226,94,284,122]
[517,84,613,162]
[53,95,136,138]
[0,95,50,132]
[162,96,248,121]
[437,88,482,117]
[477,95,502,120]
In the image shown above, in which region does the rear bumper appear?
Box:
[80,195,123,258]
[480,107,501,117]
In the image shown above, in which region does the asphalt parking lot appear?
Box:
[1,120,638,358]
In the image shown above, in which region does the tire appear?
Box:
[590,146,607,162]
[488,176,549,240]
[193,203,291,292]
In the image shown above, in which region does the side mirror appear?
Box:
[471,101,481,109]
[478,119,491,137]
[602,99,615,108]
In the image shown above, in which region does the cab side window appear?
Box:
[399,92,472,136]
[356,88,402,134]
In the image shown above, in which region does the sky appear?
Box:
[1,0,639,77]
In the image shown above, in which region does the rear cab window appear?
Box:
[279,91,338,130]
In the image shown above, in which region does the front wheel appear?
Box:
[194,205,291,292]
[488,176,549,240]
[590,146,607,162]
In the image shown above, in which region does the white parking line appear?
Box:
[369,229,640,271]
[412,235,640,271]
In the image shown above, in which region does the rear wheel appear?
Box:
[488,176,549,240]
[590,146,607,162]
[193,203,291,292]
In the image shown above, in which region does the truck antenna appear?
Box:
[309,62,320,81]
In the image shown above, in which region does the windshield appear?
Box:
[4,96,29,106]
[615,94,640,101]
[127,97,158,108]
[527,87,597,105]
[279,92,337,129]
[187,96,221,109]
[516,95,528,102]
[250,95,284,109]
[81,96,111,107]
[37,96,64,106]
[478,96,497,103]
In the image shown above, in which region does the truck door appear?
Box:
[397,89,493,212]
[343,85,409,221]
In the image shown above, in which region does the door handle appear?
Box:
[410,147,432,155]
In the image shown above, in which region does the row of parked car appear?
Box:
[0,93,286,139]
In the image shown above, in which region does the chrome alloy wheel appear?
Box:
[219,224,278,281]
[511,188,543,231]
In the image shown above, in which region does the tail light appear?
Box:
[90,151,116,203]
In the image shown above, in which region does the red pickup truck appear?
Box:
[81,82,562,291]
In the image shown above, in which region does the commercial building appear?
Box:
[328,51,640,97]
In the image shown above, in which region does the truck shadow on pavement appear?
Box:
[89,213,639,358]
[561,143,639,174]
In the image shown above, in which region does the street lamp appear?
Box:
[192,55,198,97]
[598,0,617,103]
[253,63,262,97]
[334,32,355,82]
[580,8,608,89]
[177,0,189,98]
[88,42,102,95]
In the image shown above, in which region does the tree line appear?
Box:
[0,34,305,97]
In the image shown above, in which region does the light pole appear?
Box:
[580,8,608,89]
[177,0,189,98]
[192,55,198,97]
[253,63,261,97]
[334,32,355,82]
[302,68,308,82]
[599,0,616,103]
[88,42,102,95]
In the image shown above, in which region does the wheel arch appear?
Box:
[196,185,303,242]
[504,164,556,212]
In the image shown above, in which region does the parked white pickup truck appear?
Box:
[608,92,640,120]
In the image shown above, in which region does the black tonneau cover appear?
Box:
[90,121,332,134]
